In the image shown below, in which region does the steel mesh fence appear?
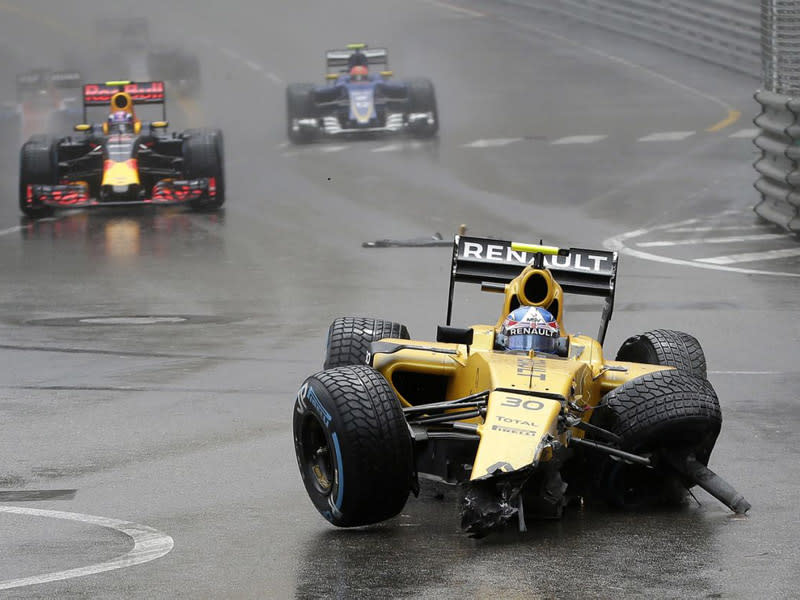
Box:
[762,0,800,93]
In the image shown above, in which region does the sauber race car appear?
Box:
[286,43,438,143]
[293,236,750,536]
[19,80,224,218]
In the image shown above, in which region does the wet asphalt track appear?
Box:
[0,1,798,598]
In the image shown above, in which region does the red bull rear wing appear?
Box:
[446,235,618,343]
[83,81,166,107]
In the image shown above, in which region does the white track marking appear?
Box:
[637,233,792,247]
[0,506,173,591]
[212,44,283,86]
[462,138,522,148]
[666,225,772,233]
[697,247,800,265]
[372,143,403,153]
[605,222,800,277]
[0,225,23,237]
[638,131,696,142]
[709,370,789,375]
[550,135,607,145]
[729,128,759,138]
[319,145,347,153]
[420,0,485,17]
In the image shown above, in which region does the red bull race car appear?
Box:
[286,44,438,143]
[18,80,224,218]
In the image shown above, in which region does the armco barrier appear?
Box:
[753,90,800,230]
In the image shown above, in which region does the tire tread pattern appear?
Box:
[324,316,410,369]
[306,365,412,526]
[599,369,721,461]
[616,328,706,379]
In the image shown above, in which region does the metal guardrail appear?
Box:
[753,89,800,230]
[504,0,761,77]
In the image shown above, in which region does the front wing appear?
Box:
[26,177,217,209]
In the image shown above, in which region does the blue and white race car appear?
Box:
[286,44,438,143]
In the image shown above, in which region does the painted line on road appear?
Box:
[421,0,485,17]
[709,370,793,375]
[462,138,522,148]
[729,128,759,139]
[551,135,607,145]
[206,43,283,86]
[319,145,347,153]
[484,8,739,129]
[0,506,173,591]
[637,233,792,247]
[666,225,772,233]
[372,144,403,153]
[697,247,800,265]
[706,109,741,132]
[638,131,695,142]
[604,221,800,277]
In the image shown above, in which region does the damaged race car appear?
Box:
[293,235,750,536]
[19,80,224,218]
[286,43,438,143]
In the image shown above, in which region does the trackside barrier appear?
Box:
[753,90,800,230]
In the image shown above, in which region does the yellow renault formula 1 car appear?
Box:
[293,236,750,536]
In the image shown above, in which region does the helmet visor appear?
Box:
[506,333,557,353]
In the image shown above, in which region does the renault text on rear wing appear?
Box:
[446,235,618,343]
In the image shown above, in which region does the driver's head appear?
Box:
[108,110,133,133]
[349,65,369,82]
[498,306,560,353]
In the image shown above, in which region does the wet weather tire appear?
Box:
[19,135,57,219]
[324,317,410,369]
[616,329,707,379]
[286,83,316,144]
[183,128,224,210]
[589,369,721,508]
[407,78,438,138]
[293,365,414,527]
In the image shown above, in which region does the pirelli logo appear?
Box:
[457,237,614,275]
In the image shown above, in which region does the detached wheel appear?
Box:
[589,369,721,508]
[616,329,706,379]
[286,83,316,144]
[324,317,410,369]
[407,78,438,138]
[183,128,224,210]
[293,365,414,527]
[19,135,57,219]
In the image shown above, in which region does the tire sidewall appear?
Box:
[293,375,347,524]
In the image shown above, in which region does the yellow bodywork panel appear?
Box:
[472,391,561,479]
[102,160,140,186]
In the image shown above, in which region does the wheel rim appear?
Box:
[300,413,334,496]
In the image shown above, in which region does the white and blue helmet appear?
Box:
[498,306,560,353]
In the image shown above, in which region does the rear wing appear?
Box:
[82,81,166,121]
[446,235,619,344]
[326,44,388,72]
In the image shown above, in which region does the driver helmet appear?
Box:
[498,306,560,353]
[108,110,133,133]
[349,65,369,82]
